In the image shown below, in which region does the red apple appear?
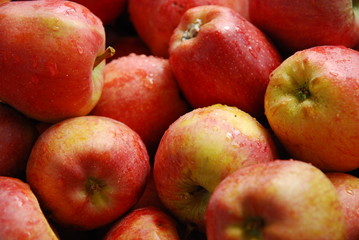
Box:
[0,0,110,123]
[169,5,282,119]
[0,176,58,240]
[103,207,181,239]
[154,104,277,230]
[128,0,249,57]
[248,0,359,54]
[0,103,38,178]
[90,53,190,156]
[264,45,359,172]
[326,172,359,240]
[72,0,127,25]
[206,160,346,240]
[26,115,150,230]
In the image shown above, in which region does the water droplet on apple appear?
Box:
[52,25,60,31]
[144,73,155,88]
[46,62,58,76]
[226,132,233,141]
[346,186,354,195]
[77,45,84,54]
[248,46,257,58]
[329,72,338,77]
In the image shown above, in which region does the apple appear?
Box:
[103,207,181,239]
[248,0,359,54]
[326,172,359,240]
[0,176,58,240]
[0,0,113,123]
[72,0,127,25]
[153,104,278,230]
[206,160,346,240]
[128,0,249,57]
[26,115,150,230]
[0,103,38,178]
[168,5,282,119]
[90,53,190,156]
[264,45,359,172]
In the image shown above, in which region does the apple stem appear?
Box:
[93,46,116,68]
[182,18,202,41]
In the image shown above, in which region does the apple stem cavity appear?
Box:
[93,46,116,69]
[243,217,265,239]
[85,177,108,207]
[182,19,202,41]
[296,84,311,102]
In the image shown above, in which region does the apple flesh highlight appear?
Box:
[206,160,346,240]
[265,45,359,172]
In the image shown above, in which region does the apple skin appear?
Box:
[0,103,38,178]
[248,0,359,54]
[90,53,190,156]
[153,104,278,230]
[0,176,58,240]
[26,115,150,230]
[103,207,181,240]
[206,160,346,240]
[72,0,127,25]
[326,172,359,240]
[128,0,249,57]
[264,45,359,172]
[0,0,106,123]
[169,5,282,119]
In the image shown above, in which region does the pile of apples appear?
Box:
[1,0,359,239]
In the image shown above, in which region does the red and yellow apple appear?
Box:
[103,207,181,239]
[206,160,346,240]
[0,176,58,240]
[0,0,108,122]
[265,45,359,172]
[90,53,190,156]
[327,172,359,240]
[154,104,277,230]
[26,116,150,230]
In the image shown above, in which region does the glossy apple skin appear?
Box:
[72,0,127,25]
[103,207,180,240]
[0,176,58,240]
[0,0,105,123]
[26,116,150,230]
[326,172,359,240]
[154,104,277,230]
[169,5,282,119]
[206,160,346,240]
[128,0,248,57]
[248,0,359,54]
[90,54,190,156]
[265,45,359,172]
[0,103,38,178]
